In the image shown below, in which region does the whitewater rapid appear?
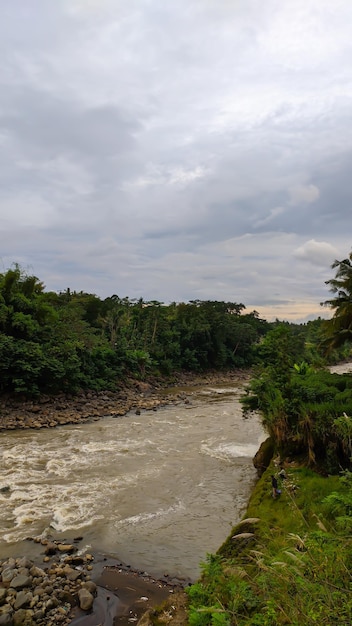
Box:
[0,382,265,580]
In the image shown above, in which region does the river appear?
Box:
[0,380,265,581]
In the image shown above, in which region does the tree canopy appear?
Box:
[322,250,352,352]
[0,264,270,396]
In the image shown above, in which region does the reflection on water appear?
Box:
[0,381,265,580]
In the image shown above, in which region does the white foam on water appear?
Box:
[0,458,166,544]
[50,506,105,533]
[81,438,153,457]
[106,465,161,489]
[200,387,240,395]
[2,483,106,541]
[80,440,128,454]
[8,489,34,502]
[201,441,261,461]
[115,501,185,530]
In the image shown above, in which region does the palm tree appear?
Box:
[322,251,352,351]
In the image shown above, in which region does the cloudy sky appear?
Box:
[1,0,351,321]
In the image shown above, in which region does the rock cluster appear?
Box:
[0,371,248,433]
[0,382,175,431]
[0,549,96,626]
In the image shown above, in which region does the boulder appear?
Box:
[63,565,81,582]
[10,576,32,591]
[13,609,33,626]
[44,542,57,556]
[57,544,75,553]
[16,560,31,571]
[78,588,94,611]
[81,581,97,595]
[13,591,33,611]
[253,437,274,476]
[1,569,17,584]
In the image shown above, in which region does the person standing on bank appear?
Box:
[271,475,278,498]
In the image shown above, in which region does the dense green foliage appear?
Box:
[0,264,270,396]
[242,323,352,472]
[185,467,352,625]
[243,248,352,470]
[322,250,352,352]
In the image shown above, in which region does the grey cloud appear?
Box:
[0,90,139,160]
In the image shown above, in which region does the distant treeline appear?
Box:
[1,264,346,398]
[0,264,275,396]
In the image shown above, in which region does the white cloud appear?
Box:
[294,240,339,266]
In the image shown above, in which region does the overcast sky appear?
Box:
[0,0,351,321]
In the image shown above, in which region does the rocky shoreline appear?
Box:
[0,547,96,626]
[0,536,186,626]
[0,370,250,432]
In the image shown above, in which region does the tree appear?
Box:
[322,250,352,352]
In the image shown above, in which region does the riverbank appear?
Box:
[0,370,250,432]
[0,542,187,626]
[178,463,352,626]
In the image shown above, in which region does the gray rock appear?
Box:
[62,565,81,582]
[32,610,45,621]
[16,560,31,571]
[44,542,57,556]
[5,590,16,601]
[10,577,32,591]
[45,596,59,611]
[32,587,45,598]
[13,592,32,611]
[0,613,14,626]
[82,581,97,595]
[57,544,75,553]
[29,567,45,579]
[1,569,17,584]
[78,588,94,611]
[13,609,33,626]
[0,589,7,605]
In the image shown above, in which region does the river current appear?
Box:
[0,381,265,581]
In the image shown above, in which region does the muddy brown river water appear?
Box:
[0,381,265,581]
